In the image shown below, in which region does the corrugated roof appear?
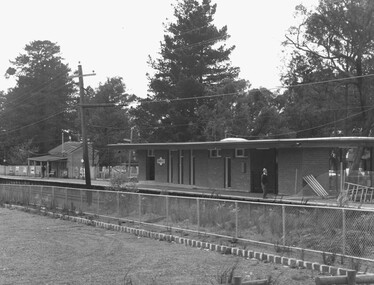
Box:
[49,141,82,156]
[28,155,67,162]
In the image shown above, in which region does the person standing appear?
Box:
[261,168,268,199]
[41,164,46,178]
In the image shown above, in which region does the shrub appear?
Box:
[110,173,138,192]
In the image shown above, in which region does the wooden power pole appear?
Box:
[78,64,92,191]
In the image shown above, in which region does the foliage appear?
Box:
[86,77,137,166]
[282,0,374,140]
[231,88,289,139]
[110,172,138,192]
[6,140,39,165]
[1,40,76,155]
[133,0,241,142]
[214,258,240,284]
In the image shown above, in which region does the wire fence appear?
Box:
[1,184,374,266]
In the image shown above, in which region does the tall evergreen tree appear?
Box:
[2,40,75,157]
[134,0,240,142]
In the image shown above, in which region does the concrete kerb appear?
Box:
[2,203,363,277]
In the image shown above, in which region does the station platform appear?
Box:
[0,175,372,209]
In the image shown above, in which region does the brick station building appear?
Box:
[108,137,374,196]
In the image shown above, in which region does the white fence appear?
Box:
[1,183,374,267]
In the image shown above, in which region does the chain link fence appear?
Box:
[1,184,374,265]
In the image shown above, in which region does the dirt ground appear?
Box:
[0,207,322,285]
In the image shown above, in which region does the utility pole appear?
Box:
[78,64,92,191]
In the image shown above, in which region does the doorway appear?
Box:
[250,149,277,194]
[146,156,155,180]
[224,157,232,188]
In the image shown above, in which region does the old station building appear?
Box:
[109,137,374,196]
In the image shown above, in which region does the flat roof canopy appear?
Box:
[107,137,374,150]
[28,155,67,162]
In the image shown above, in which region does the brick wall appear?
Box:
[301,148,330,191]
[231,156,250,191]
[278,148,330,195]
[278,149,303,195]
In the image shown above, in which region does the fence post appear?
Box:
[342,208,346,257]
[80,189,83,211]
[347,270,356,285]
[197,198,200,234]
[282,205,286,247]
[235,201,238,239]
[97,191,100,215]
[40,186,43,205]
[165,195,169,226]
[340,162,344,193]
[138,193,142,224]
[117,191,120,218]
[52,186,55,207]
[65,188,68,208]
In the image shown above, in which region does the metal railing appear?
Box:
[1,184,374,266]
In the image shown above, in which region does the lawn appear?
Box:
[0,207,319,284]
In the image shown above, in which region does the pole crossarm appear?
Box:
[79,103,116,108]
[69,73,96,79]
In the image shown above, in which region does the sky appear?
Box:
[0,0,318,97]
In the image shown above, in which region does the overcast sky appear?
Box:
[0,0,318,97]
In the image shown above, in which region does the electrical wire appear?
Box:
[227,105,374,139]
[4,71,69,107]
[0,108,66,137]
[273,73,374,90]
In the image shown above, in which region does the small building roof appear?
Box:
[28,141,83,162]
[49,141,82,156]
[28,155,67,162]
[107,137,374,150]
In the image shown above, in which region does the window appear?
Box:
[209,149,221,158]
[147,149,155,157]
[235,148,246,158]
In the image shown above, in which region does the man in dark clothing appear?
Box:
[261,168,268,199]
[41,165,46,178]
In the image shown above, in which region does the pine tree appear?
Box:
[2,40,75,156]
[136,0,240,142]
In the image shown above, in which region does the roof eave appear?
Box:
[107,137,374,150]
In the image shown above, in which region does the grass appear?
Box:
[2,186,374,273]
[0,206,322,285]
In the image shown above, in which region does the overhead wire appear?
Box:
[0,108,66,137]
[2,38,374,142]
[271,73,374,91]
[4,71,69,106]
[227,104,374,139]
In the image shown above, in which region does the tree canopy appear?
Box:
[1,40,76,161]
[86,77,136,166]
[283,0,374,137]
[133,0,241,142]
